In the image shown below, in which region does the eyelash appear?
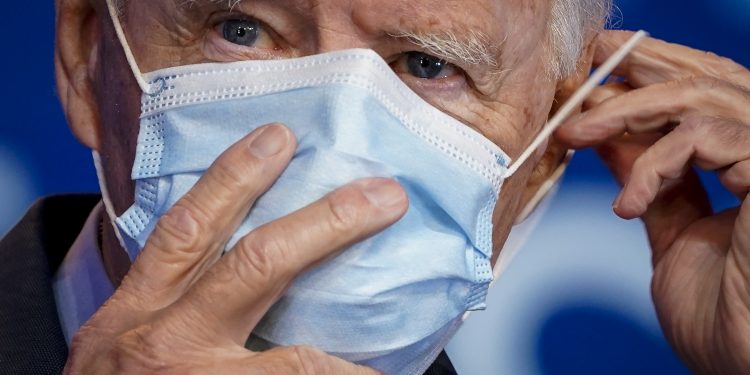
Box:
[209,13,284,52]
[206,12,470,89]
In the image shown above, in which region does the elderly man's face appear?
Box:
[120,0,554,152]
[62,0,588,269]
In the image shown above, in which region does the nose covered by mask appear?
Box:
[110,47,508,374]
[99,2,601,373]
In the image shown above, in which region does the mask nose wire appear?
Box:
[105,0,162,95]
[503,30,649,179]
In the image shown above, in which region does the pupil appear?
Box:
[223,19,259,46]
[407,52,446,79]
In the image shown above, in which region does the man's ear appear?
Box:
[516,36,598,223]
[55,0,102,151]
[552,36,598,117]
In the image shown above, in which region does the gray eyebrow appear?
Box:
[179,0,245,10]
[179,0,504,75]
[389,30,502,71]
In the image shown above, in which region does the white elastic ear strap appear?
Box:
[105,0,152,94]
[514,150,573,224]
[504,30,649,178]
[92,151,129,252]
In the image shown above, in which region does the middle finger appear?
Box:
[120,124,296,309]
[594,30,750,90]
[556,76,750,148]
[172,178,408,344]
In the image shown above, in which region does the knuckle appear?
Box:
[723,161,750,188]
[110,326,173,373]
[681,76,749,115]
[233,234,286,285]
[325,188,369,234]
[705,52,746,77]
[631,151,651,172]
[289,345,332,375]
[678,115,713,140]
[737,163,750,183]
[211,152,263,193]
[66,326,117,372]
[687,75,724,93]
[681,115,747,148]
[148,203,203,256]
[714,120,747,143]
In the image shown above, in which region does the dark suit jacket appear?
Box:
[0,195,457,375]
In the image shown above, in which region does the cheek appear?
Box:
[463,83,556,160]
[480,80,558,265]
[489,169,529,265]
[95,25,144,216]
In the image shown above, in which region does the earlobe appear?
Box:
[55,0,102,151]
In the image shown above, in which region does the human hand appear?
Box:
[64,124,407,374]
[556,30,750,374]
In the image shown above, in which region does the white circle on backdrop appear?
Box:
[447,178,661,374]
[0,146,38,237]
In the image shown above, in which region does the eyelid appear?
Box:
[410,52,487,95]
[390,52,464,80]
[205,12,293,62]
[209,11,288,47]
[211,11,255,24]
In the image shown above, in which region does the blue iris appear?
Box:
[223,19,260,46]
[406,52,447,79]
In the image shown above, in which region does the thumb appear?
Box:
[595,134,712,265]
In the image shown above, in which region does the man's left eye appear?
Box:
[392,52,459,80]
[222,18,261,46]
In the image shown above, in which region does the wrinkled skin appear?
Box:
[54,0,750,373]
[58,0,568,281]
[557,31,750,374]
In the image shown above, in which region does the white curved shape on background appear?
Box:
[446,178,661,374]
[0,146,38,237]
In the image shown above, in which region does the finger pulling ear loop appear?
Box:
[504,30,649,178]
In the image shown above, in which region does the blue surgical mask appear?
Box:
[98,2,646,373]
[104,46,508,375]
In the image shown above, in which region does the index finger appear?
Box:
[595,30,750,89]
[119,124,296,310]
[173,178,408,345]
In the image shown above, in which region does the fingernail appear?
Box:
[360,179,406,208]
[614,180,631,209]
[249,125,289,159]
[613,192,623,210]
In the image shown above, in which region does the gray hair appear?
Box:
[548,0,613,78]
[113,0,612,79]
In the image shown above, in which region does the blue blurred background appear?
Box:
[0,1,747,374]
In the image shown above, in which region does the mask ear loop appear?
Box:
[503,30,649,179]
[514,149,573,224]
[92,151,129,253]
[105,0,165,96]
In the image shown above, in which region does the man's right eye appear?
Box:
[221,18,261,46]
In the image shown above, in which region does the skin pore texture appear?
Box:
[65,0,595,284]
